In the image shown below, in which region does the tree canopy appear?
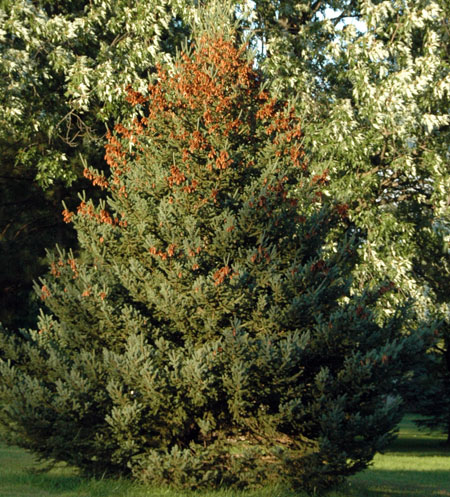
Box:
[0,18,429,491]
[1,0,449,453]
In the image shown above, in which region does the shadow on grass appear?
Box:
[351,469,450,497]
[0,444,138,497]
[0,470,144,497]
[387,437,450,457]
[0,471,82,489]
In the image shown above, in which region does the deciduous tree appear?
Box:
[256,0,449,439]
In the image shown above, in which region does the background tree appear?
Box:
[0,17,428,493]
[0,155,77,329]
[254,0,450,438]
[0,0,191,328]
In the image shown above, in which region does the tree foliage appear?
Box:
[0,156,76,329]
[0,23,427,492]
[253,0,450,438]
[0,0,192,186]
[0,0,191,327]
[1,0,448,468]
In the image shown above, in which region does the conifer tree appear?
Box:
[256,0,450,436]
[0,17,427,492]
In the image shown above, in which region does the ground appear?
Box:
[0,415,449,497]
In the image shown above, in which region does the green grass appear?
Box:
[348,415,450,497]
[0,415,449,497]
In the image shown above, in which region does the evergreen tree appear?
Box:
[255,0,450,440]
[3,2,447,430]
[0,18,427,492]
[0,0,190,328]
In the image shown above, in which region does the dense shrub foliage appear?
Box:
[0,30,427,492]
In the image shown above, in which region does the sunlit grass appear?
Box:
[348,414,450,497]
[0,415,449,497]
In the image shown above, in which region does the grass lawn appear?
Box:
[0,415,449,497]
[349,415,450,497]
